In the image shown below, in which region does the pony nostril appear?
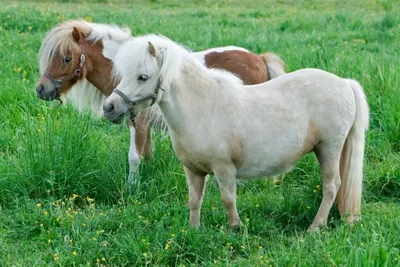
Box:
[104,103,114,113]
[36,84,44,94]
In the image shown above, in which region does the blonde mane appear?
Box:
[38,19,132,116]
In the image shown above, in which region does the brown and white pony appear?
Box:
[35,19,286,185]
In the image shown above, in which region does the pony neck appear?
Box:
[84,40,117,96]
[158,59,227,134]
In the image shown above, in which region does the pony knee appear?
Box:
[221,195,236,210]
[323,183,337,202]
[189,199,201,211]
[128,151,140,172]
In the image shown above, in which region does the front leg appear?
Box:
[127,122,140,190]
[214,167,241,229]
[184,166,207,228]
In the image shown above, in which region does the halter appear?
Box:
[113,77,164,120]
[44,41,86,106]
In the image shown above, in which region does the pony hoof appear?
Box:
[229,224,241,232]
[127,172,135,187]
[190,222,201,229]
[307,225,321,233]
[346,214,361,224]
[229,220,242,231]
[127,172,141,193]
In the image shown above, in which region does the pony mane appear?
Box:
[113,34,243,93]
[110,34,244,126]
[38,19,132,116]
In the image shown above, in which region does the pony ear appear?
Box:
[72,27,81,42]
[148,41,157,57]
[102,39,120,61]
[72,27,88,43]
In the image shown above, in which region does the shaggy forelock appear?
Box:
[38,19,132,75]
[38,19,132,116]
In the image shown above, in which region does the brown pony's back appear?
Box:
[204,50,268,85]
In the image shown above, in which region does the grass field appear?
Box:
[0,0,399,266]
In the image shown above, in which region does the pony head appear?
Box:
[36,20,93,101]
[102,34,184,123]
[36,19,131,104]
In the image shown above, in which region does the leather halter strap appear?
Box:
[44,41,86,105]
[113,77,164,117]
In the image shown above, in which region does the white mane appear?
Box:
[38,19,132,116]
[106,34,244,127]
[112,34,243,93]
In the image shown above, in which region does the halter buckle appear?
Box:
[54,80,63,89]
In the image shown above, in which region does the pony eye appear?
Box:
[63,57,72,63]
[138,74,148,81]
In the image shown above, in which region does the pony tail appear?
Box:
[337,79,369,223]
[259,52,286,79]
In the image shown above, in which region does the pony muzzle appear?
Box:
[102,95,128,124]
[35,79,59,101]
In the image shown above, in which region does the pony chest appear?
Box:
[170,137,216,174]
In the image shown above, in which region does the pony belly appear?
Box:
[236,162,295,180]
[235,142,306,180]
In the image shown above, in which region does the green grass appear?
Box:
[0,0,399,266]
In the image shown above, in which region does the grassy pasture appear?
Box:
[0,0,399,266]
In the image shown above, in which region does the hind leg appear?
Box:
[184,166,207,228]
[308,145,342,232]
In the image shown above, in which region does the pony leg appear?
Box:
[127,112,151,191]
[127,125,140,190]
[214,168,241,229]
[184,166,207,228]
[143,127,153,160]
[309,147,342,232]
[135,112,153,160]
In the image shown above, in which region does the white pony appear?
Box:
[102,35,369,231]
